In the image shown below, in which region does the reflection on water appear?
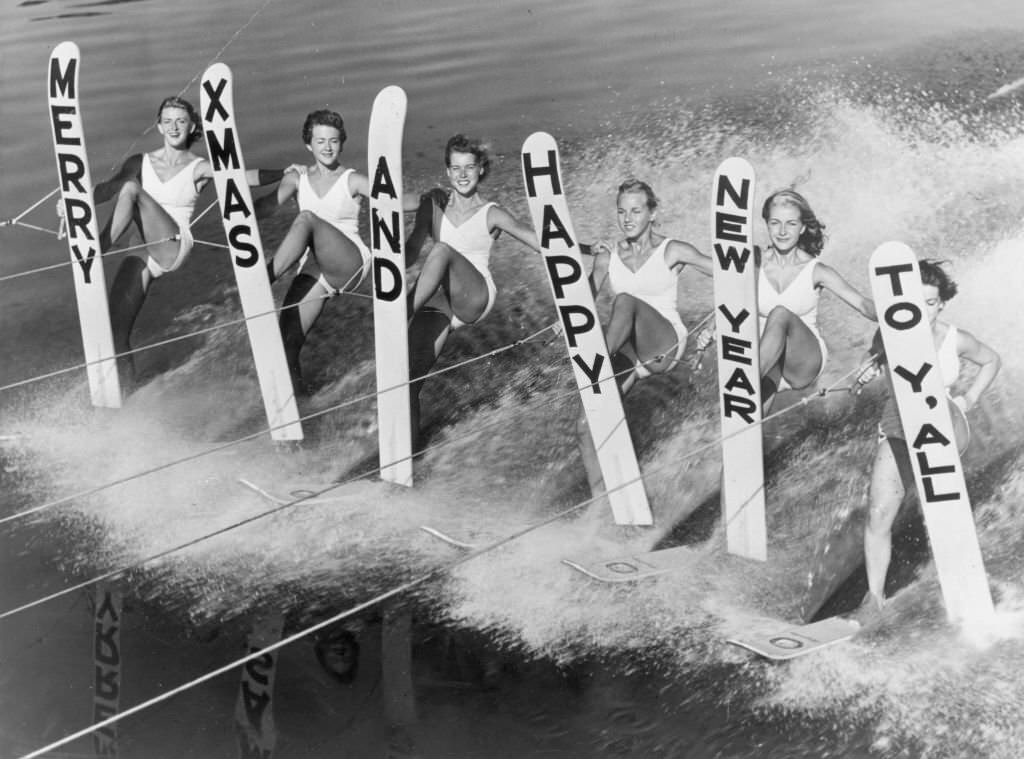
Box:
[55,593,872,758]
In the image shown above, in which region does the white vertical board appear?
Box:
[710,158,765,561]
[47,41,121,407]
[368,86,413,486]
[201,63,302,441]
[869,241,993,623]
[521,132,651,525]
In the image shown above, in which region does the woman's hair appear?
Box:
[616,179,658,211]
[155,96,202,147]
[444,134,490,178]
[761,189,826,257]
[919,258,958,302]
[301,110,347,146]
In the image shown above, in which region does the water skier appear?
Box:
[589,179,713,394]
[698,189,876,408]
[858,259,1001,614]
[577,179,713,496]
[404,134,541,448]
[264,109,419,393]
[58,96,291,391]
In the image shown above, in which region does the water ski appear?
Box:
[237,477,377,506]
[367,85,413,487]
[201,62,303,441]
[418,526,479,550]
[48,41,121,407]
[726,616,860,661]
[709,157,765,561]
[562,546,691,583]
[868,242,993,623]
[521,131,652,526]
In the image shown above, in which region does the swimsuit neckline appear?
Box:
[145,153,199,186]
[442,199,491,229]
[303,168,350,201]
[761,256,815,295]
[617,239,667,275]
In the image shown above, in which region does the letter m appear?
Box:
[206,129,240,171]
[50,56,76,98]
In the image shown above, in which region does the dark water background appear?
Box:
[5,0,1024,756]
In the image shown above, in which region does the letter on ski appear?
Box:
[869,242,992,623]
[368,86,413,486]
[201,63,303,441]
[48,41,121,407]
[521,132,651,525]
[711,158,765,560]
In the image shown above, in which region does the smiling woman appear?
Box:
[754,189,876,408]
[404,133,541,448]
[588,178,713,394]
[61,95,289,392]
[263,108,424,393]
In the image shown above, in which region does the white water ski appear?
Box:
[47,41,121,407]
[710,157,765,561]
[368,85,413,487]
[200,63,303,441]
[868,242,993,624]
[727,616,859,661]
[419,526,479,550]
[562,546,691,583]
[237,477,378,507]
[521,131,651,526]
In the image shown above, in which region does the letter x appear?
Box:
[203,78,228,122]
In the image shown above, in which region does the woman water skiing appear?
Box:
[858,259,1000,615]
[698,188,876,408]
[404,133,541,448]
[59,95,290,391]
[756,190,876,406]
[576,179,712,496]
[263,109,419,394]
[589,179,712,394]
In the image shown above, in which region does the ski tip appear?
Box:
[202,61,231,82]
[52,40,80,58]
[378,84,407,100]
[372,84,408,115]
[716,155,754,175]
[870,240,914,260]
[522,131,555,151]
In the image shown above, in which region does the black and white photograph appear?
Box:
[3,0,1024,756]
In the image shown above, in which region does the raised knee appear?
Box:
[766,305,795,324]
[426,241,456,260]
[611,292,638,315]
[118,178,142,201]
[294,209,319,226]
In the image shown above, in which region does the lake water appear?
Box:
[4,0,1024,757]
